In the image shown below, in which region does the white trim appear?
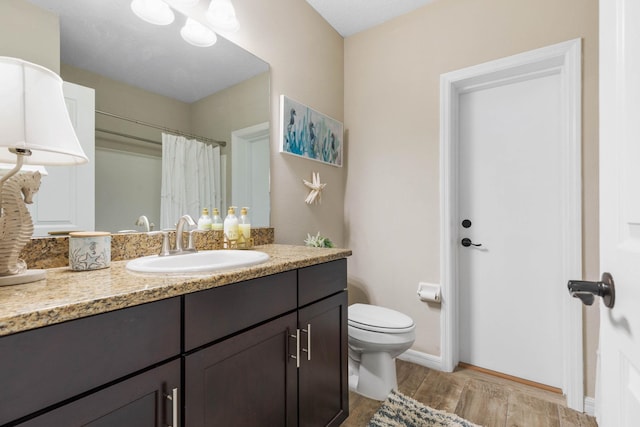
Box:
[439,39,584,411]
[584,396,596,416]
[232,121,270,141]
[398,349,442,370]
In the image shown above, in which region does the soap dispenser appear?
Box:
[197,208,212,230]
[239,207,251,240]
[211,208,223,231]
[224,206,239,241]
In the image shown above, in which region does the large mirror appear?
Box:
[26,0,270,234]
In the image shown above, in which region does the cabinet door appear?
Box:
[298,291,349,427]
[18,359,180,427]
[185,312,298,427]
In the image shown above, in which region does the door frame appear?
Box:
[439,39,584,410]
[231,122,270,226]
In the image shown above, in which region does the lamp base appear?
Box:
[0,269,47,287]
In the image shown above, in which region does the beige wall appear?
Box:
[343,0,599,397]
[0,0,59,72]
[61,64,192,144]
[223,0,345,246]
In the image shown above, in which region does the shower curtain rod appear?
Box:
[96,128,161,146]
[95,109,227,147]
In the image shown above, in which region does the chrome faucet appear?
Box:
[135,215,154,232]
[159,214,197,256]
[175,214,196,252]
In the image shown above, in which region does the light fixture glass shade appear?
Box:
[205,0,239,32]
[0,57,88,166]
[181,18,218,47]
[170,0,200,6]
[131,0,175,25]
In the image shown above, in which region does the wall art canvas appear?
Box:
[279,95,343,167]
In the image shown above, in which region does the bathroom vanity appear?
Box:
[0,245,350,427]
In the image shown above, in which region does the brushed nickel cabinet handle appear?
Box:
[289,329,300,368]
[301,324,311,361]
[166,387,179,427]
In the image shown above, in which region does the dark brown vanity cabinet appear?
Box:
[183,270,299,426]
[0,297,181,427]
[185,312,299,426]
[298,291,348,427]
[184,259,348,427]
[17,360,180,427]
[0,258,348,427]
[298,261,349,427]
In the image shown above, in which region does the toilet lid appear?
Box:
[348,303,415,333]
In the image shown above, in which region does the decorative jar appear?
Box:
[69,231,111,271]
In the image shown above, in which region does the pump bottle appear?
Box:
[197,208,212,230]
[239,207,251,240]
[211,208,223,231]
[223,207,239,240]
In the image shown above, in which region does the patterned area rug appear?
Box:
[368,390,481,427]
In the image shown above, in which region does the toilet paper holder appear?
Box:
[417,282,441,303]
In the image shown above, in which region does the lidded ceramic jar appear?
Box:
[69,231,111,271]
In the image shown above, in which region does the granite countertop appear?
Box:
[0,244,351,337]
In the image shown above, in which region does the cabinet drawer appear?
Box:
[298,259,347,307]
[184,270,297,351]
[17,359,180,427]
[0,297,180,426]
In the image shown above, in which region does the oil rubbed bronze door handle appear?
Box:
[567,272,615,308]
[461,238,482,247]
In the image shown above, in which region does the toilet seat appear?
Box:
[348,303,415,334]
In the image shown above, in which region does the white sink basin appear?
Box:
[126,250,270,274]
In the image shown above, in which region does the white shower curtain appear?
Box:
[160,133,222,229]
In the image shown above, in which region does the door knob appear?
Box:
[567,272,615,308]
[462,219,472,228]
[461,238,482,247]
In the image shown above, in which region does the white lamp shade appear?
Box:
[0,57,88,166]
[181,18,218,47]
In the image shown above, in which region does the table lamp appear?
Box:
[0,56,88,286]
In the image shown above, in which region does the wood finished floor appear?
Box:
[341,360,598,427]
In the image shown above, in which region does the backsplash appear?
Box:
[20,228,275,269]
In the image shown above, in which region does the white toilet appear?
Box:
[347,303,416,400]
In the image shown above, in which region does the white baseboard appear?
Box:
[397,349,442,370]
[583,396,595,416]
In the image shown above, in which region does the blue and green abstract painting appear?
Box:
[280,95,343,167]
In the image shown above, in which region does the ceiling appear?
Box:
[25,0,268,103]
[305,0,435,37]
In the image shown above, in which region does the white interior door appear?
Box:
[458,72,564,388]
[231,122,270,227]
[28,81,95,235]
[441,39,584,409]
[596,0,640,424]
